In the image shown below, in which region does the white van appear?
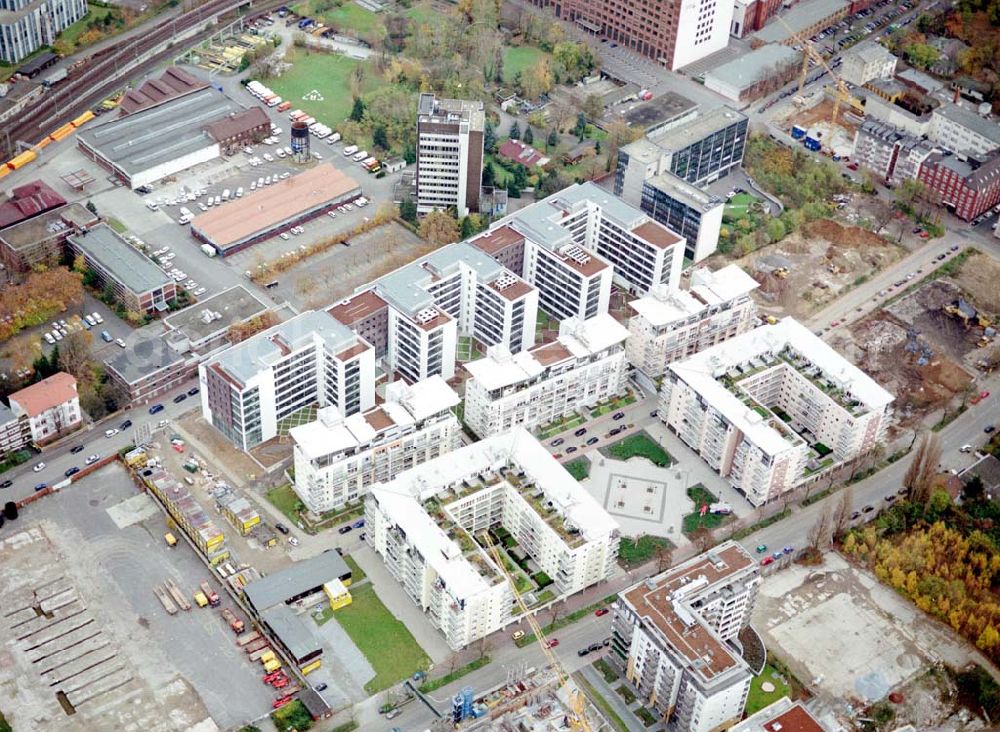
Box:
[179,206,192,218]
[222,189,231,201]
[352,150,368,162]
[343,145,358,157]
[145,200,159,211]
[236,187,244,198]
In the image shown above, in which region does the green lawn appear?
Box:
[343,553,366,583]
[58,5,120,47]
[747,663,791,714]
[603,433,672,467]
[107,217,128,234]
[293,0,383,35]
[682,484,734,535]
[258,48,384,128]
[618,535,672,569]
[265,484,303,525]
[405,1,437,26]
[723,193,760,222]
[334,584,430,693]
[503,46,549,82]
[564,458,590,481]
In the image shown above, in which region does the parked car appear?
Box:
[64,467,80,478]
[352,519,365,529]
[761,556,775,566]
[566,446,577,454]
[0,480,11,489]
[755,544,767,553]
[288,536,300,547]
[574,428,587,437]
[862,504,875,512]
[120,419,132,429]
[612,411,625,420]
[149,404,164,414]
[586,437,599,446]
[551,437,564,447]
[545,638,559,648]
[275,523,290,535]
[173,394,187,404]
[338,525,353,534]
[187,387,200,396]
[595,607,610,617]
[105,429,118,438]
[33,462,46,472]
[85,454,100,465]
[71,444,85,453]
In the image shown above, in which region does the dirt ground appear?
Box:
[951,250,1000,315]
[743,218,904,320]
[875,667,986,731]
[173,411,266,486]
[273,221,433,311]
[754,552,995,729]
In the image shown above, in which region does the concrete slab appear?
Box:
[106,492,160,529]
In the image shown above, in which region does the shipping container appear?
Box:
[790,125,807,140]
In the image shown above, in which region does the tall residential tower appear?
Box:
[416,93,485,218]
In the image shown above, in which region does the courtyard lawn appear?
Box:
[681,484,733,535]
[258,49,384,128]
[603,433,672,467]
[746,663,791,715]
[343,554,366,583]
[265,484,303,525]
[405,0,438,26]
[618,535,672,570]
[293,0,382,35]
[723,193,759,222]
[333,584,430,694]
[503,46,549,82]
[564,458,590,481]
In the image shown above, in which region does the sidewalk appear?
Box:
[577,664,648,732]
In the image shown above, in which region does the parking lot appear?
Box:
[0,463,273,730]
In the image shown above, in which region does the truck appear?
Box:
[244,638,269,654]
[43,67,68,87]
[220,607,245,634]
[263,658,282,673]
[200,581,220,607]
[200,244,217,257]
[237,631,263,647]
[164,532,177,547]
[193,592,209,608]
[260,650,276,664]
[790,125,807,140]
[248,645,272,662]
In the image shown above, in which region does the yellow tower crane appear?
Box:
[480,532,592,731]
[776,15,853,146]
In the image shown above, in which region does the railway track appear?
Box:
[2,0,284,157]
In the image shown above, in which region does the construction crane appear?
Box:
[480,532,592,731]
[775,15,853,141]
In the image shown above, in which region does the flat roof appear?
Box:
[104,331,186,385]
[67,223,172,295]
[729,697,829,732]
[706,45,802,91]
[934,103,1000,147]
[622,542,756,683]
[260,604,322,660]
[0,203,97,252]
[630,264,758,327]
[328,289,388,325]
[622,91,698,131]
[192,164,360,250]
[644,171,724,212]
[77,87,244,176]
[210,310,362,386]
[291,375,459,460]
[244,550,351,611]
[163,285,270,345]
[754,0,849,43]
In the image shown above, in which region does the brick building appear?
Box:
[918,152,1000,222]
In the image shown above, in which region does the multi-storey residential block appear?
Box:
[852,119,934,187]
[930,103,1000,159]
[529,0,734,70]
[616,107,749,198]
[627,265,759,379]
[416,93,484,218]
[918,151,1000,223]
[729,696,832,732]
[658,317,893,505]
[610,542,760,731]
[0,0,87,63]
[0,401,27,458]
[8,372,82,445]
[464,314,629,439]
[332,240,537,384]
[839,41,897,87]
[290,376,462,513]
[365,428,620,649]
[199,311,375,451]
[640,172,725,262]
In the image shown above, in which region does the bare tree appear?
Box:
[57,330,93,382]
[913,433,942,505]
[807,508,832,551]
[476,635,493,660]
[655,544,674,573]
[832,485,854,537]
[903,433,928,490]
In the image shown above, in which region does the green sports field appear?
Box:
[257,49,383,128]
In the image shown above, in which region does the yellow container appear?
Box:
[164,533,177,547]
[260,650,276,664]
[193,592,209,608]
[301,659,321,675]
[263,658,281,673]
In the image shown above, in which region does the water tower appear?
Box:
[290,120,310,163]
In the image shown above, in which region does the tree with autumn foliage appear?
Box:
[418,210,460,247]
[0,268,84,342]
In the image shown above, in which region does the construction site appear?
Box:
[744,219,905,321]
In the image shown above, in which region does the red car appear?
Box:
[760,556,775,566]
[595,608,610,617]
[847,162,858,171]
[545,638,560,648]
[272,696,293,709]
[972,391,991,405]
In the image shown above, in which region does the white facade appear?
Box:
[387,305,457,383]
[611,542,760,731]
[0,0,87,64]
[416,93,485,218]
[365,428,620,649]
[199,311,376,451]
[8,372,82,445]
[658,317,893,505]
[627,265,759,378]
[129,144,220,191]
[930,103,1000,159]
[839,41,897,87]
[291,376,461,513]
[464,314,630,439]
[671,0,736,70]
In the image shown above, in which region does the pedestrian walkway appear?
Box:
[577,664,649,732]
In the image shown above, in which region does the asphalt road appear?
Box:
[0,378,199,503]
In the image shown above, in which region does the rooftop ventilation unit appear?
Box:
[414,308,438,325]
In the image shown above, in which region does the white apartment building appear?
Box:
[839,41,897,87]
[290,376,461,513]
[416,93,485,218]
[658,317,893,505]
[365,428,620,649]
[199,310,375,451]
[930,103,1000,159]
[464,314,630,439]
[610,542,760,732]
[8,372,82,445]
[0,0,87,64]
[627,264,759,379]
[332,240,538,385]
[0,402,26,459]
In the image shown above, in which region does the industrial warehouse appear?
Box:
[190,163,361,256]
[75,87,271,189]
